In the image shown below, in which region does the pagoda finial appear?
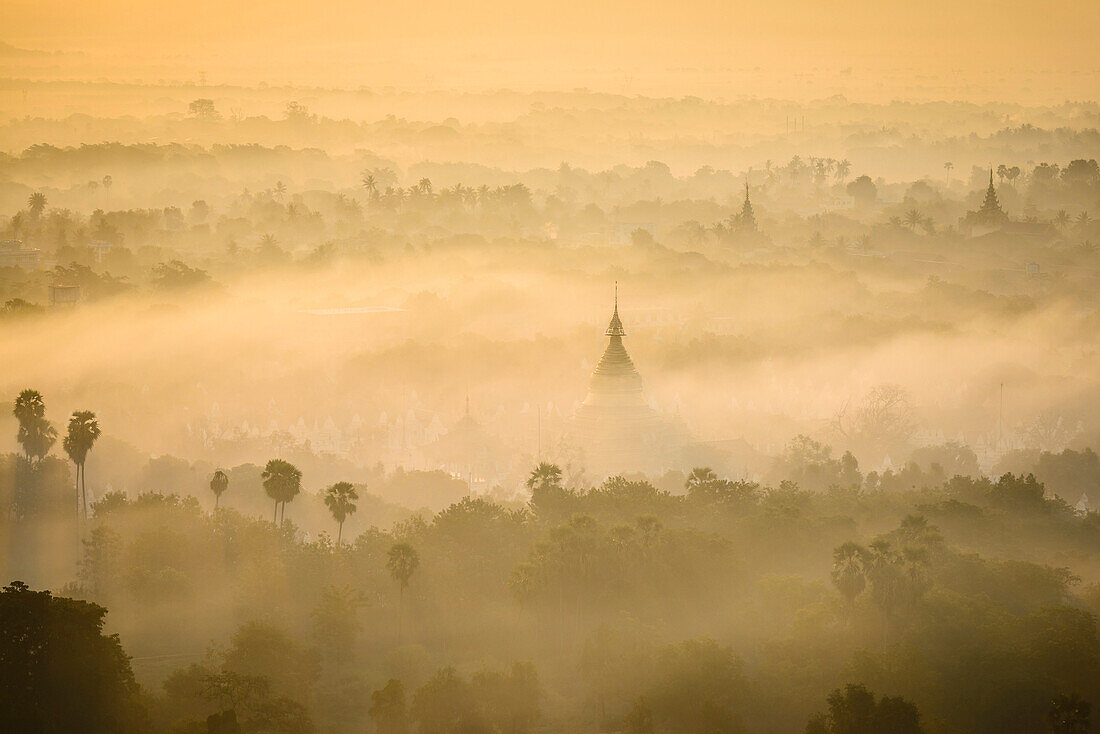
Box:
[745,181,750,202]
[614,281,619,313]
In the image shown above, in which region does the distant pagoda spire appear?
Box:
[739,181,757,230]
[978,168,1006,223]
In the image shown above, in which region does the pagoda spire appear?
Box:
[739,182,757,231]
[978,167,1006,223]
[605,282,625,337]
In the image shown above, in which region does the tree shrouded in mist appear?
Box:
[27,191,47,218]
[846,175,877,208]
[209,469,229,509]
[527,462,572,518]
[387,542,420,643]
[261,458,302,524]
[805,684,924,734]
[323,481,359,545]
[13,389,58,464]
[188,98,220,121]
[831,541,867,608]
[63,410,102,521]
[370,678,410,734]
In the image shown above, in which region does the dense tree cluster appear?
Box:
[4,416,1099,733]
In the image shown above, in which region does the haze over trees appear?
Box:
[1,19,1099,734]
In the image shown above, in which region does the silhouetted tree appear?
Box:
[527,462,572,518]
[846,175,877,208]
[807,684,924,734]
[261,459,302,524]
[188,98,221,121]
[411,667,475,733]
[13,389,57,464]
[361,173,378,201]
[27,191,47,218]
[323,481,359,545]
[387,542,420,643]
[0,581,145,733]
[370,679,410,734]
[63,410,101,521]
[210,469,229,509]
[904,209,923,230]
[832,542,867,607]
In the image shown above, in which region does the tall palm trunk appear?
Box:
[337,520,343,546]
[81,462,87,521]
[397,584,404,645]
[273,500,278,523]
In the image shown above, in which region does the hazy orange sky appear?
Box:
[3,0,1098,99]
[6,0,1097,62]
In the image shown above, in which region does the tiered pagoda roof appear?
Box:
[569,286,685,477]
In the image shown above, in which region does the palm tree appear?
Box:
[903,209,923,231]
[210,470,229,510]
[13,389,57,464]
[13,389,45,429]
[1054,210,1071,229]
[526,462,562,492]
[1076,211,1092,229]
[387,542,419,643]
[102,175,112,208]
[361,173,378,201]
[27,192,47,218]
[62,411,101,521]
[943,161,953,185]
[834,159,851,183]
[685,466,718,493]
[831,541,867,607]
[274,181,287,200]
[324,481,359,545]
[261,458,302,524]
